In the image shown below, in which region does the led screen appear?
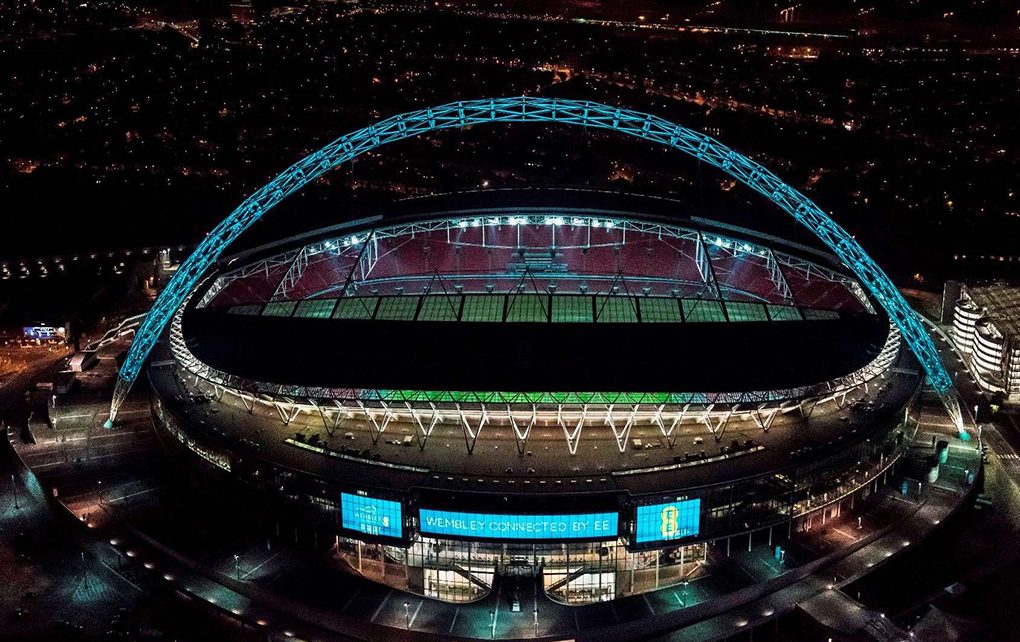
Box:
[634,498,701,544]
[341,492,403,538]
[418,509,618,541]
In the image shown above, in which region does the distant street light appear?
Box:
[403,601,410,629]
[489,609,495,639]
[234,553,240,580]
[533,607,539,636]
[11,474,19,510]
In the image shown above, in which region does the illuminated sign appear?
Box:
[23,326,62,340]
[634,498,701,544]
[418,509,618,541]
[341,492,403,538]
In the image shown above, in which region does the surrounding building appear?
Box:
[945,280,1020,403]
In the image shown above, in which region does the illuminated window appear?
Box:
[767,304,802,321]
[375,296,420,320]
[638,298,682,323]
[461,295,505,322]
[682,299,727,322]
[262,301,297,317]
[552,296,593,323]
[803,308,841,320]
[595,296,639,323]
[294,298,337,318]
[724,302,769,322]
[333,296,378,319]
[418,294,461,321]
[506,294,549,322]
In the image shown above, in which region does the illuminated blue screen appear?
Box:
[341,492,403,538]
[419,509,618,541]
[634,499,701,544]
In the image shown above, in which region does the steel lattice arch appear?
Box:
[107,96,961,430]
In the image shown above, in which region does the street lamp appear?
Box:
[533,607,539,636]
[234,554,240,580]
[96,480,102,506]
[489,609,495,639]
[11,474,19,510]
[403,601,410,629]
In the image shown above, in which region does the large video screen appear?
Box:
[418,509,618,541]
[340,492,403,538]
[634,498,701,544]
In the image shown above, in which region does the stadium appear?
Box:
[98,97,968,624]
[146,185,923,605]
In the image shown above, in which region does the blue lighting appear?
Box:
[341,492,403,539]
[107,96,955,425]
[419,509,619,541]
[634,499,701,544]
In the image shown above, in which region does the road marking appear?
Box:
[341,588,361,613]
[26,459,68,469]
[242,550,283,579]
[56,408,148,420]
[370,590,391,623]
[448,607,459,633]
[492,590,500,635]
[889,494,919,505]
[642,593,656,614]
[409,599,423,628]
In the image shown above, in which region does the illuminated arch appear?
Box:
[108,96,958,428]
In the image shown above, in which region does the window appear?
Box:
[461,295,505,322]
[294,298,337,318]
[639,298,682,323]
[803,308,841,320]
[552,296,593,323]
[375,296,420,321]
[724,302,769,322]
[229,304,263,316]
[506,294,549,322]
[767,305,802,321]
[418,294,461,321]
[595,296,639,323]
[333,296,378,319]
[262,301,297,317]
[682,299,727,322]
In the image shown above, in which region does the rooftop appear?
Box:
[965,281,1020,339]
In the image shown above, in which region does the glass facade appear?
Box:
[233,291,846,326]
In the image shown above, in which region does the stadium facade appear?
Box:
[148,190,923,605]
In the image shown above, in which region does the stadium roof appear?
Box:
[181,192,888,395]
